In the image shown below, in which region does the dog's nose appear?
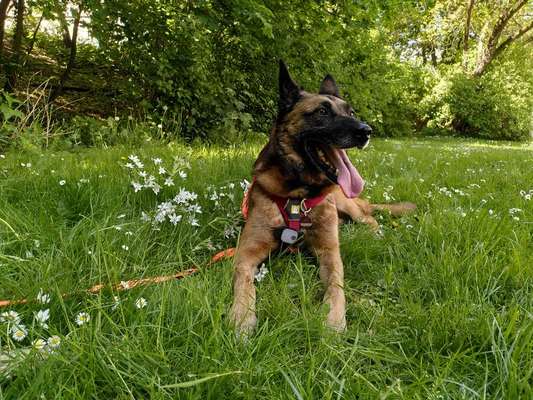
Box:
[357,122,372,134]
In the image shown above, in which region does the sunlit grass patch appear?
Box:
[0,137,532,398]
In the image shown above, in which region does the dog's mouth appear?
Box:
[303,140,365,198]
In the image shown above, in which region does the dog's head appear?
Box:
[262,60,371,198]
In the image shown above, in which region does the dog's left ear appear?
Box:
[319,74,340,97]
[278,60,302,114]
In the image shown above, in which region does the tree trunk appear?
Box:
[462,0,475,68]
[49,3,82,102]
[26,12,43,57]
[0,0,11,71]
[4,0,24,91]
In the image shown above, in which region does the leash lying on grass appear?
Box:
[0,248,236,309]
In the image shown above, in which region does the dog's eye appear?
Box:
[350,110,355,117]
[318,107,328,116]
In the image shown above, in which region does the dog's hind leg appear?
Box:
[335,195,380,233]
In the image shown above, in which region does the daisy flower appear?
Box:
[75,312,90,326]
[32,338,47,351]
[47,335,61,349]
[11,324,28,341]
[0,310,21,324]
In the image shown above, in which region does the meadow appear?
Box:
[0,137,532,399]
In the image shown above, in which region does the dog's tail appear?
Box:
[370,202,417,216]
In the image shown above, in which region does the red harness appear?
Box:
[241,178,326,243]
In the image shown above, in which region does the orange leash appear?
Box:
[0,248,236,309]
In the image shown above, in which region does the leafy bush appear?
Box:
[420,66,532,141]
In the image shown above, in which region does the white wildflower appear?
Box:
[11,324,27,341]
[128,155,144,169]
[164,177,174,186]
[125,162,135,169]
[0,310,21,324]
[120,281,131,290]
[174,188,197,204]
[152,157,162,165]
[189,217,200,227]
[59,180,66,186]
[132,182,143,192]
[158,166,166,175]
[178,170,187,179]
[112,296,120,310]
[47,335,61,349]
[32,338,47,351]
[151,183,161,195]
[135,297,147,309]
[75,312,90,326]
[121,245,129,251]
[34,309,50,328]
[240,179,250,191]
[169,214,182,225]
[255,264,268,282]
[186,204,202,214]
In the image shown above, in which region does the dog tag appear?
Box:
[281,228,299,244]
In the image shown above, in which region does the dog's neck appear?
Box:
[252,138,333,199]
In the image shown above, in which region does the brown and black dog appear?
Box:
[230,61,415,335]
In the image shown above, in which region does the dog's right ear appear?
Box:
[278,60,301,114]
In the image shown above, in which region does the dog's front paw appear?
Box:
[326,312,346,333]
[229,304,257,338]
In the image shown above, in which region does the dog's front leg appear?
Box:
[230,221,278,336]
[307,197,346,332]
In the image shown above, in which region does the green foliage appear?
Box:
[421,65,532,141]
[0,91,25,149]
[2,0,531,145]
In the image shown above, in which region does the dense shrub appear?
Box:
[420,65,532,141]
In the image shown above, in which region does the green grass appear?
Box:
[0,137,532,399]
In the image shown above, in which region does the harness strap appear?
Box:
[241,177,326,232]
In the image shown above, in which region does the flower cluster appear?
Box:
[520,189,532,201]
[1,288,151,355]
[125,154,248,250]
[254,264,269,282]
[126,154,190,195]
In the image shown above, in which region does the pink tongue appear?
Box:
[331,149,364,198]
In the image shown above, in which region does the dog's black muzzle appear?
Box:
[299,117,372,149]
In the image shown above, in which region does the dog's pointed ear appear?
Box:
[319,74,340,97]
[278,60,301,114]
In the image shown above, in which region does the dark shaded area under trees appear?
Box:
[0,0,532,148]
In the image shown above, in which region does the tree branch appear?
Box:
[474,0,530,76]
[493,19,533,57]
